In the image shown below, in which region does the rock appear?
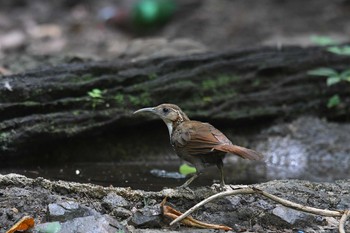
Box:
[128,204,163,228]
[111,207,132,218]
[102,192,129,209]
[35,215,124,233]
[102,192,132,218]
[48,201,97,222]
[272,205,311,226]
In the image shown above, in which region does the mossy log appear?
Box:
[1,45,350,156]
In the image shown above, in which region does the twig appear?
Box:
[253,187,342,217]
[170,188,255,225]
[170,186,347,232]
[339,210,350,233]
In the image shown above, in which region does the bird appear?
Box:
[134,103,263,188]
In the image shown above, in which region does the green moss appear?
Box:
[69,73,94,83]
[252,79,261,87]
[148,73,158,80]
[72,110,81,116]
[0,132,10,142]
[0,132,11,150]
[22,101,40,106]
[202,96,212,103]
[114,93,125,105]
[140,92,152,105]
[201,74,239,91]
[174,80,196,88]
[127,92,152,107]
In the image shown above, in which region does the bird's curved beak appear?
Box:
[133,107,156,114]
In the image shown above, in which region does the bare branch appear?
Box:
[253,187,342,217]
[339,210,350,233]
[170,188,255,225]
[170,186,347,230]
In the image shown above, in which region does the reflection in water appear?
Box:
[150,169,186,179]
[265,136,308,180]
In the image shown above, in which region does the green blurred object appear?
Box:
[179,163,197,176]
[132,0,176,28]
[37,222,61,233]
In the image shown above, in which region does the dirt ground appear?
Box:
[0,0,349,73]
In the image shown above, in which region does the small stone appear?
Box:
[59,201,79,210]
[111,207,132,218]
[102,192,129,211]
[47,201,95,222]
[128,205,162,228]
[272,205,308,225]
[59,215,122,233]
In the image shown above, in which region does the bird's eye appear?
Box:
[163,108,169,113]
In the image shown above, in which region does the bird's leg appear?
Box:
[217,161,225,190]
[179,171,202,188]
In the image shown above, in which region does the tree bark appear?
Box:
[1,45,350,155]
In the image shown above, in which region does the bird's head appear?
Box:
[134,103,190,135]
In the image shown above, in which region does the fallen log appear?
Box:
[0,45,350,157]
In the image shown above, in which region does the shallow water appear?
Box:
[0,162,215,191]
[0,160,266,191]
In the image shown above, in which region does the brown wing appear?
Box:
[173,121,231,155]
[173,121,263,160]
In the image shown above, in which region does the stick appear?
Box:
[339,210,350,233]
[170,187,346,228]
[253,188,342,217]
[170,188,255,225]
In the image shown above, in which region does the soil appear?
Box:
[1,174,349,232]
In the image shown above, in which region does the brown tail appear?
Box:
[213,144,263,160]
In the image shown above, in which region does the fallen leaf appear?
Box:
[6,216,35,233]
[161,197,232,231]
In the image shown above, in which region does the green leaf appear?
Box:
[327,95,341,108]
[327,46,350,56]
[202,96,212,102]
[310,35,337,46]
[88,88,103,98]
[307,68,338,77]
[326,76,341,86]
[179,163,196,175]
[340,69,350,81]
[114,93,124,104]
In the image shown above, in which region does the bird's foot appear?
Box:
[211,183,230,192]
[229,184,249,190]
[176,185,194,194]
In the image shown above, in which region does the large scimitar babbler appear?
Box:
[134,103,263,189]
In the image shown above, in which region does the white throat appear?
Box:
[164,120,173,137]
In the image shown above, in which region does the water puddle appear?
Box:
[0,162,219,191]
